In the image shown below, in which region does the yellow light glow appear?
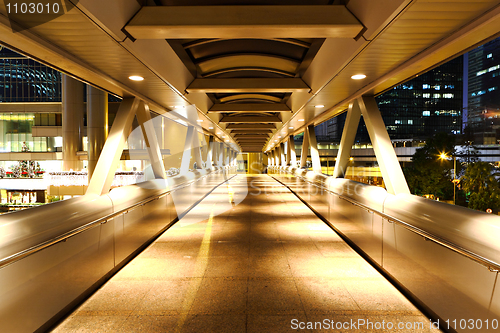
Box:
[128,75,144,81]
[315,105,324,108]
[439,153,448,160]
[351,74,366,80]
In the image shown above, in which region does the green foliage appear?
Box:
[461,162,500,211]
[404,133,455,199]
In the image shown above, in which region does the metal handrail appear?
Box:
[0,170,232,269]
[271,168,500,272]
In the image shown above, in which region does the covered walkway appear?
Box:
[51,175,434,332]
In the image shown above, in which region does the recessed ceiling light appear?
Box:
[209,127,214,129]
[289,127,294,129]
[298,119,305,122]
[129,75,144,81]
[351,74,366,80]
[315,105,324,108]
[174,105,185,109]
[196,119,203,122]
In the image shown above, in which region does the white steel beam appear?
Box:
[358,96,410,195]
[288,135,297,167]
[207,135,214,168]
[280,142,286,167]
[86,97,140,196]
[300,129,309,169]
[136,101,166,179]
[192,130,203,169]
[333,100,361,179]
[180,126,195,173]
[307,125,322,174]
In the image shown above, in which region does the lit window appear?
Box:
[489,65,500,72]
[477,90,486,96]
[488,87,497,92]
[423,93,430,98]
[395,120,401,124]
[477,70,487,76]
[443,93,454,98]
[435,85,441,90]
[423,84,430,89]
[487,53,493,59]
[433,94,441,98]
[423,111,430,116]
[408,119,413,125]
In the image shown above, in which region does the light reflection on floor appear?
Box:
[51,174,438,333]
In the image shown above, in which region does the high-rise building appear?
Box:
[466,37,500,144]
[0,47,62,153]
[316,56,464,143]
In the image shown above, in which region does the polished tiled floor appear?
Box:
[51,175,438,332]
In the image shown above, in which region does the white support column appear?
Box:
[136,101,166,179]
[285,140,291,166]
[192,131,203,169]
[180,126,197,173]
[217,142,224,166]
[276,145,281,167]
[222,144,229,166]
[307,125,322,174]
[300,130,309,168]
[213,141,219,166]
[232,149,236,166]
[280,142,286,167]
[358,96,410,195]
[222,145,226,166]
[207,135,214,168]
[288,135,297,167]
[86,97,140,196]
[333,101,361,179]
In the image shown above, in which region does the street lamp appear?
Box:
[439,152,457,205]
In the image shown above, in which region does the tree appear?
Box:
[404,133,456,199]
[461,161,500,211]
[456,125,480,167]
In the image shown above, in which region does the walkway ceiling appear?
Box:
[0,0,499,152]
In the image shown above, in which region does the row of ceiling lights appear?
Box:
[129,73,367,149]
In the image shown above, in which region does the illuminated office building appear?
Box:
[466,36,500,144]
[317,56,463,144]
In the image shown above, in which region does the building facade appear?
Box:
[466,36,500,144]
[316,56,464,144]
